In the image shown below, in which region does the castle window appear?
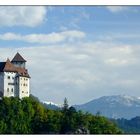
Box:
[7,76,10,79]
[8,83,15,85]
[11,88,13,92]
[22,91,24,93]
[7,88,9,92]
[12,77,14,80]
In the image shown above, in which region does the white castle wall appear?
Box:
[19,76,30,99]
[4,72,16,97]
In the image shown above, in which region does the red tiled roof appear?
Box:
[15,67,30,78]
[11,52,26,62]
[3,59,17,72]
[0,59,30,78]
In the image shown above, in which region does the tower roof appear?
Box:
[11,52,26,62]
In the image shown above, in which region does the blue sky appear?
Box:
[0,6,140,105]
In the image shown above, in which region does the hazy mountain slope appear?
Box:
[74,95,140,119]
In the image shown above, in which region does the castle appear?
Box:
[0,53,30,99]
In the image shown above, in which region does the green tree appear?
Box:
[0,96,122,134]
[88,115,122,134]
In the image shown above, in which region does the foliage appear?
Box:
[0,96,122,134]
[112,116,140,134]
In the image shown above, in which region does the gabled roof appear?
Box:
[0,59,30,78]
[0,59,17,72]
[3,59,17,72]
[11,52,26,62]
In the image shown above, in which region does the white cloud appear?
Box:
[115,79,139,87]
[104,58,134,66]
[0,33,21,40]
[0,6,47,27]
[0,40,139,105]
[99,33,140,42]
[106,6,128,13]
[0,30,86,44]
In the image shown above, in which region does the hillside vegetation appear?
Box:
[0,96,122,134]
[112,117,140,134]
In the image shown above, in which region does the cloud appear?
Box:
[0,30,86,44]
[97,33,140,45]
[0,6,47,27]
[106,6,129,13]
[0,40,140,105]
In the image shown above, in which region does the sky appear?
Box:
[0,6,140,105]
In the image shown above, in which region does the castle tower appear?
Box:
[11,52,26,68]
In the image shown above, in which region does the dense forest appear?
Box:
[0,95,122,134]
[112,117,140,134]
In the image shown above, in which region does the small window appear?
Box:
[12,77,14,80]
[22,91,24,93]
[7,76,10,79]
[11,88,13,92]
[7,88,9,92]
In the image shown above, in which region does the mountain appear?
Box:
[74,95,140,119]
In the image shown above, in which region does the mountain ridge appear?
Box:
[73,95,140,119]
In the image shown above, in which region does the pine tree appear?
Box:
[63,98,69,112]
